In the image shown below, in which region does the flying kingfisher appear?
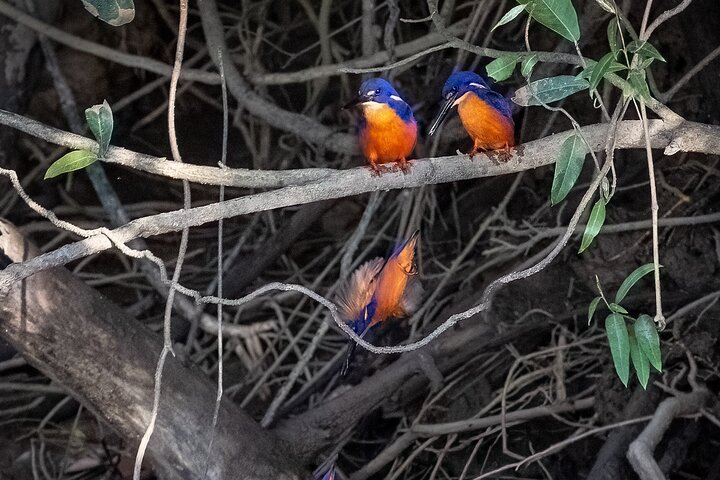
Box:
[336,231,422,375]
[429,71,515,157]
[343,78,418,174]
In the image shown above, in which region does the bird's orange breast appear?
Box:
[371,236,417,324]
[360,103,417,164]
[457,92,515,150]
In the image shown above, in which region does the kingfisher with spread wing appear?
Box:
[336,231,422,375]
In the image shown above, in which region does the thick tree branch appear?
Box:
[0,220,307,480]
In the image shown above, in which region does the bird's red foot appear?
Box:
[397,157,412,174]
[497,144,513,162]
[368,162,383,177]
[467,147,483,160]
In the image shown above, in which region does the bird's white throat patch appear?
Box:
[452,92,472,107]
[361,101,387,111]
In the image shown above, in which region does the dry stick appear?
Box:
[133,2,191,479]
[641,0,693,41]
[640,100,665,329]
[0,109,336,189]
[203,45,229,480]
[471,416,655,479]
[661,43,720,102]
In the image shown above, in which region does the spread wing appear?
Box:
[335,258,383,323]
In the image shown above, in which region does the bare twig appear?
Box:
[134,2,192,478]
[639,100,665,329]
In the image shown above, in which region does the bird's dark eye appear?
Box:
[375,88,381,94]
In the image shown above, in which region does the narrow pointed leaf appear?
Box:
[521,54,539,78]
[607,20,620,55]
[629,332,650,389]
[605,313,630,386]
[486,54,520,82]
[615,263,658,303]
[579,198,606,253]
[551,133,587,204]
[588,296,602,325]
[44,150,98,179]
[492,4,526,31]
[85,100,114,156]
[608,303,628,314]
[635,314,662,372]
[627,40,666,62]
[81,0,135,26]
[589,52,624,90]
[518,0,580,43]
[627,70,651,100]
[513,75,589,106]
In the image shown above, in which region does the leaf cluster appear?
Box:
[44,101,114,180]
[588,264,663,388]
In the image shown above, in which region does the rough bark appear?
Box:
[0,219,308,480]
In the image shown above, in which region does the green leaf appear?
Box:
[607,20,620,55]
[85,100,114,156]
[44,150,98,179]
[551,134,587,204]
[588,296,602,325]
[615,263,658,303]
[588,52,625,91]
[623,69,650,100]
[521,54,539,78]
[629,332,650,389]
[81,0,135,26]
[608,303,628,314]
[486,54,520,82]
[627,40,666,62]
[518,0,581,43]
[635,314,662,371]
[627,70,651,100]
[512,75,589,106]
[492,4,526,31]
[605,313,630,386]
[637,57,656,70]
[579,198,606,253]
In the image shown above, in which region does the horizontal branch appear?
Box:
[0,109,335,189]
[1,118,719,293]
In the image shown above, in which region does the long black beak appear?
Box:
[428,93,458,136]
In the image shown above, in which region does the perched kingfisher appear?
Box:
[336,231,423,375]
[343,78,418,174]
[428,71,515,157]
